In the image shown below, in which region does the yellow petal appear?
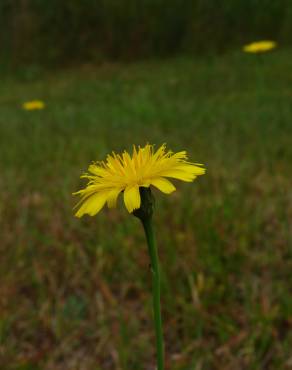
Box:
[75,192,107,217]
[152,144,166,160]
[161,164,205,182]
[171,150,188,160]
[107,188,122,208]
[160,169,196,182]
[175,164,205,175]
[150,177,176,194]
[88,164,107,177]
[73,184,99,196]
[124,185,141,213]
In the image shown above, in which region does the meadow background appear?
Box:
[0,2,292,370]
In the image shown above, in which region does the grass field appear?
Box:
[0,50,292,370]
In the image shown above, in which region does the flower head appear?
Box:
[22,100,45,110]
[243,40,277,53]
[74,144,205,217]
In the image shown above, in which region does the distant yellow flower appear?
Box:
[74,144,205,217]
[243,40,277,53]
[22,100,45,110]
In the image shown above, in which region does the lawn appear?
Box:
[0,50,292,370]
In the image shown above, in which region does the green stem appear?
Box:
[141,217,164,370]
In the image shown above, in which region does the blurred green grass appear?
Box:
[0,50,292,370]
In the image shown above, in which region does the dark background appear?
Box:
[1,0,291,67]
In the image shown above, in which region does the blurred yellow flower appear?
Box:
[22,100,45,110]
[243,40,277,53]
[74,144,205,217]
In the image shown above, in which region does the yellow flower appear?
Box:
[74,144,205,217]
[243,40,277,53]
[22,100,45,110]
